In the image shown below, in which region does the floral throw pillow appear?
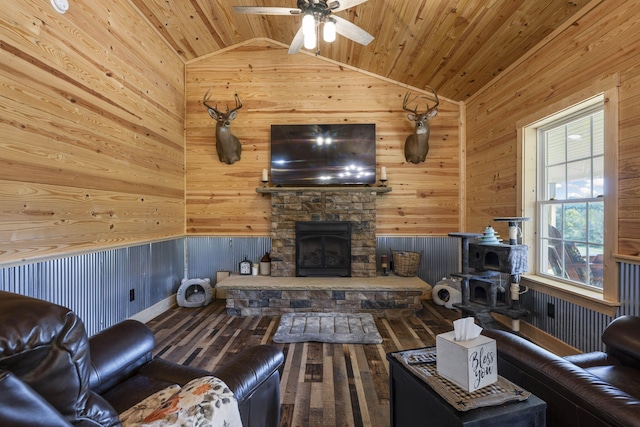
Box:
[120,376,242,427]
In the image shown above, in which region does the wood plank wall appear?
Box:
[0,1,185,264]
[185,39,462,237]
[465,0,640,258]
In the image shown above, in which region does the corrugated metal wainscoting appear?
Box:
[0,239,184,336]
[376,236,460,287]
[186,237,273,281]
[3,234,638,353]
[520,261,640,353]
[186,236,461,290]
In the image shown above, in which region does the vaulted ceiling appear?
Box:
[130,0,591,101]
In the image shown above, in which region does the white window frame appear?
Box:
[536,104,604,289]
[517,82,619,315]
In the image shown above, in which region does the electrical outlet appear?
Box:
[129,289,135,302]
[547,302,555,319]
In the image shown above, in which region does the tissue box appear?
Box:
[436,331,497,392]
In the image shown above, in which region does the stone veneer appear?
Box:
[264,188,389,277]
[224,288,424,317]
[216,274,430,318]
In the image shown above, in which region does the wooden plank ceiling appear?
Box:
[129,0,591,101]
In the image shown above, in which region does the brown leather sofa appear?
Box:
[484,316,640,427]
[0,291,284,427]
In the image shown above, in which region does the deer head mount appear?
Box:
[203,91,243,164]
[403,87,439,164]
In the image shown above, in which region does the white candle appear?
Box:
[380,166,387,180]
[262,168,268,182]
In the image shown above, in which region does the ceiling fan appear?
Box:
[233,0,374,55]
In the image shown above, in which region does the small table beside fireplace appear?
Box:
[386,351,546,427]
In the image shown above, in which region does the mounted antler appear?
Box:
[403,87,439,164]
[203,91,243,164]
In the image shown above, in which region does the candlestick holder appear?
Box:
[381,255,389,276]
[379,178,388,187]
[261,179,269,188]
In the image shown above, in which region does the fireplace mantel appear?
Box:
[256,186,392,194]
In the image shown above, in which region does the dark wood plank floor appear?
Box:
[146,299,460,427]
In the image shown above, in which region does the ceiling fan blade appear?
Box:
[331,0,368,13]
[332,15,374,46]
[288,27,305,54]
[233,6,300,15]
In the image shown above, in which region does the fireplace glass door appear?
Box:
[296,221,351,277]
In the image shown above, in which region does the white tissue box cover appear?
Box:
[436,331,497,392]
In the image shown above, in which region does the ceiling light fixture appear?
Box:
[233,1,374,56]
[304,29,317,50]
[51,0,69,14]
[302,14,315,37]
[302,13,317,50]
[323,18,336,43]
[303,15,337,52]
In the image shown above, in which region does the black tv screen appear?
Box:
[270,123,376,186]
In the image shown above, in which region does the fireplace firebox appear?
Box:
[296,221,351,277]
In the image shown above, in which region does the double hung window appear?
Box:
[520,83,618,310]
[537,105,604,289]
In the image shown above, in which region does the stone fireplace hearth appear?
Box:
[257,187,391,277]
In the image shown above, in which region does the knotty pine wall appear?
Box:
[465,0,640,259]
[0,2,185,265]
[185,39,462,237]
[463,0,640,350]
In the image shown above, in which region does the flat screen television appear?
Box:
[270,123,376,186]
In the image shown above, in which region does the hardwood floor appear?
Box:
[146,299,460,427]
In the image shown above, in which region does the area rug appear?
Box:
[273,312,383,344]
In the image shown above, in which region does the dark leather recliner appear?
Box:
[0,291,284,427]
[484,315,640,427]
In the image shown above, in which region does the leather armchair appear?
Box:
[484,316,640,427]
[564,315,640,370]
[0,291,284,427]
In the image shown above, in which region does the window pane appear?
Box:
[567,117,591,161]
[564,203,587,242]
[547,165,565,199]
[546,127,565,165]
[541,203,563,238]
[541,238,558,276]
[567,159,591,199]
[589,244,604,288]
[541,207,551,238]
[588,202,604,244]
[558,237,588,285]
[593,156,604,197]
[593,110,604,156]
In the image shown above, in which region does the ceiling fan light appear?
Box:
[304,31,316,50]
[323,20,336,42]
[302,14,315,37]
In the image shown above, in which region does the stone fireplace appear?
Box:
[258,187,391,277]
